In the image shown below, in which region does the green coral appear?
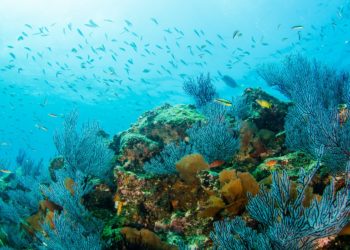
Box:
[102,215,127,247]
[120,132,159,150]
[134,104,204,131]
[151,104,204,126]
[253,151,316,181]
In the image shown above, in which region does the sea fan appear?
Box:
[259,54,350,171]
[211,159,350,249]
[183,73,218,107]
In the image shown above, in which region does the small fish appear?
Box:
[275,130,286,139]
[64,177,75,195]
[214,98,232,107]
[150,17,159,25]
[338,104,349,126]
[125,19,132,26]
[77,28,84,37]
[217,34,224,40]
[232,30,241,40]
[194,29,200,37]
[48,113,59,118]
[85,19,98,28]
[143,69,150,73]
[113,194,124,215]
[291,25,304,30]
[265,160,278,168]
[209,160,225,168]
[256,99,272,109]
[222,75,238,88]
[0,169,12,174]
[35,124,48,132]
[9,53,16,59]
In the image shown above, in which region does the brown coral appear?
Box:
[120,227,177,250]
[176,154,209,184]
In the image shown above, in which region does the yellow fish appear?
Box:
[214,98,232,107]
[256,99,272,109]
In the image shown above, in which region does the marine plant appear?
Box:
[53,110,114,179]
[36,211,102,250]
[259,54,350,171]
[187,102,239,163]
[36,111,112,249]
[0,151,47,249]
[143,141,195,175]
[183,73,218,107]
[211,158,350,250]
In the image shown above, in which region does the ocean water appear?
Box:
[1,1,350,249]
[1,0,349,163]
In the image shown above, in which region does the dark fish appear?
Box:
[222,75,238,88]
[150,17,158,25]
[85,19,98,28]
[194,29,200,37]
[9,53,16,59]
[125,20,132,26]
[77,28,84,37]
[232,30,240,40]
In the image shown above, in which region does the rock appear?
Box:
[233,88,290,171]
[237,87,290,132]
[110,104,203,173]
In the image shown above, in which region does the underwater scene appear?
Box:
[1,0,350,249]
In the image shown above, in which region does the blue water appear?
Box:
[1,0,350,164]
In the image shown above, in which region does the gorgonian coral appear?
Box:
[183,73,218,107]
[211,159,350,250]
[259,54,350,171]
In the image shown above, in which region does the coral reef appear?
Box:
[1,84,350,249]
[110,104,203,173]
